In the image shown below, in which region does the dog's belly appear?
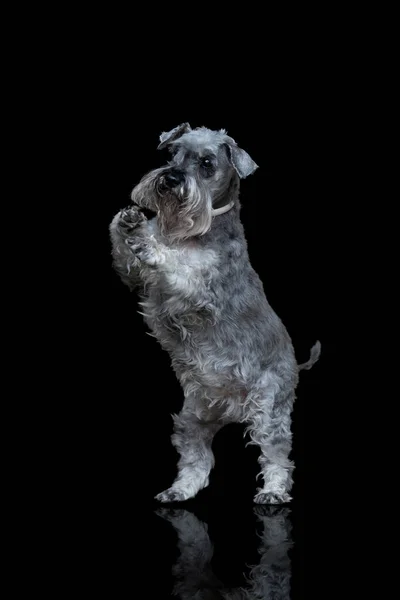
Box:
[143,313,252,423]
[140,287,292,407]
[144,307,253,395]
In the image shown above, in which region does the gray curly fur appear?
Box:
[110,124,321,504]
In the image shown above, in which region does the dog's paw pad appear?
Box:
[155,489,188,503]
[254,492,292,505]
[118,207,145,231]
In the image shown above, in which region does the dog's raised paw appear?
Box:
[155,488,188,503]
[253,491,292,505]
[118,206,146,232]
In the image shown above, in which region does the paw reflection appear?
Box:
[156,505,293,599]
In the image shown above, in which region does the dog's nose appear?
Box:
[164,170,184,188]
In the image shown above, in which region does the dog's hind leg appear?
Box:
[155,410,223,502]
[245,383,295,505]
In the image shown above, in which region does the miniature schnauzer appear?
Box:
[109,123,320,504]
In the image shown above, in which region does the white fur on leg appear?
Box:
[243,377,295,505]
[254,462,293,504]
[155,412,222,503]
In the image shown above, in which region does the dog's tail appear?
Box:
[298,340,321,371]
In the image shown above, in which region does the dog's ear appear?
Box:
[224,139,259,179]
[157,123,192,150]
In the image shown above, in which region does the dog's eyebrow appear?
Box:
[195,148,217,160]
[198,149,217,159]
[178,149,217,161]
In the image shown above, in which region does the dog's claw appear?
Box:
[155,488,188,503]
[118,206,146,231]
[254,492,292,505]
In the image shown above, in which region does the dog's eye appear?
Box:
[199,156,215,178]
[201,158,212,166]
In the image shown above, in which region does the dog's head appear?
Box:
[131,124,258,241]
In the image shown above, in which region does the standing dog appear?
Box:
[110,123,320,503]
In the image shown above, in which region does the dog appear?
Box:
[109,123,320,504]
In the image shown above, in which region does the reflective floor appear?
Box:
[68,497,304,597]
[153,504,297,599]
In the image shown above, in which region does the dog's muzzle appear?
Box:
[158,169,185,194]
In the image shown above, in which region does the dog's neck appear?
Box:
[211,173,239,218]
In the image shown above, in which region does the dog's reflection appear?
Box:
[156,506,292,600]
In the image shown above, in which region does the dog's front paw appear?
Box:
[155,488,189,503]
[117,205,146,234]
[129,235,165,267]
[254,491,292,505]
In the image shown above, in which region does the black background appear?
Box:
[52,54,354,597]
[9,9,374,595]
[70,92,345,598]
[81,87,343,498]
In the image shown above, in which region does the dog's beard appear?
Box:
[131,170,212,241]
[130,168,163,212]
[159,176,212,241]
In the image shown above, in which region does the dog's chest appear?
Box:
[140,264,213,338]
[140,236,219,345]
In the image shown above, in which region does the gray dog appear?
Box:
[109,123,320,504]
